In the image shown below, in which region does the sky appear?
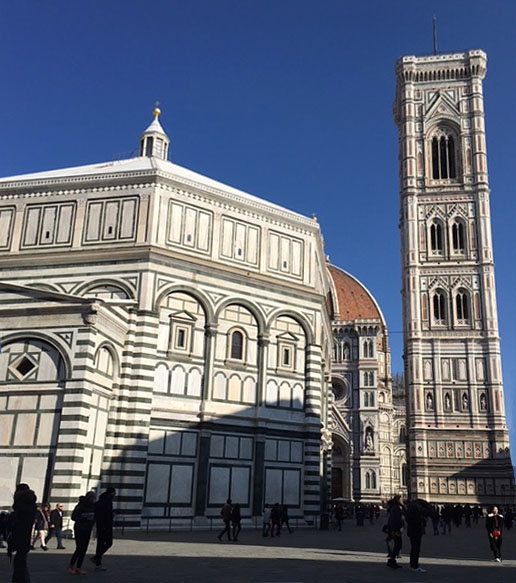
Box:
[1,0,515,439]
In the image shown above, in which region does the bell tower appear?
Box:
[393,51,514,503]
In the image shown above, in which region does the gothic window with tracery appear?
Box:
[430,220,443,254]
[432,290,447,324]
[452,219,466,253]
[455,289,470,323]
[431,129,457,180]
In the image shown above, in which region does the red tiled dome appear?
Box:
[327,264,383,322]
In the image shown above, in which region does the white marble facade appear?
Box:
[394,51,514,503]
[0,111,333,525]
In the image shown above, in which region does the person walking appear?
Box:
[91,487,116,571]
[262,505,271,537]
[8,483,37,583]
[386,495,404,569]
[406,500,427,573]
[231,503,242,542]
[0,511,9,548]
[281,504,293,534]
[486,506,504,563]
[46,504,65,549]
[68,491,96,575]
[217,499,232,541]
[270,503,282,537]
[335,505,344,532]
[31,504,50,550]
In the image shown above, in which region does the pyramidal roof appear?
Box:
[0,109,310,222]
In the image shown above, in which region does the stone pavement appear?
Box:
[3,519,516,583]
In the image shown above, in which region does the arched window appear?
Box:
[399,426,406,443]
[452,220,466,253]
[455,290,469,322]
[431,130,457,179]
[371,470,377,489]
[369,392,375,407]
[364,392,369,407]
[365,472,371,489]
[230,330,244,360]
[430,221,443,254]
[432,291,446,324]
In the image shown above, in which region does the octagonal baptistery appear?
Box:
[327,265,407,502]
[0,109,333,529]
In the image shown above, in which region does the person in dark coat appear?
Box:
[386,495,404,569]
[45,504,65,549]
[335,505,344,532]
[91,487,116,570]
[217,499,233,541]
[270,503,282,537]
[231,503,242,542]
[0,511,9,548]
[31,504,49,550]
[281,504,293,534]
[68,491,96,575]
[486,506,504,562]
[406,500,427,572]
[8,483,37,583]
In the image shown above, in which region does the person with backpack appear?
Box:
[91,487,116,571]
[8,483,37,583]
[68,491,96,575]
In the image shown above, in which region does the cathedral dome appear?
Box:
[327,264,385,324]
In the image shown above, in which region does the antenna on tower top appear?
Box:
[432,16,438,55]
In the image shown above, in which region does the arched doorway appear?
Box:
[331,435,351,500]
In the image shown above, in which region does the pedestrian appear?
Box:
[46,503,66,549]
[406,500,427,573]
[464,504,472,528]
[231,503,242,542]
[335,505,344,532]
[31,503,50,550]
[270,503,282,537]
[0,511,9,548]
[486,506,504,563]
[441,504,452,535]
[68,491,96,575]
[91,487,116,571]
[355,503,364,527]
[262,505,271,537]
[430,505,440,535]
[386,495,404,569]
[504,507,513,530]
[217,499,232,541]
[7,483,37,583]
[281,504,293,534]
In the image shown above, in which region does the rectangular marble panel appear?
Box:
[225,436,239,459]
[0,208,14,248]
[148,429,166,454]
[265,468,282,505]
[94,411,108,447]
[56,204,75,244]
[145,463,170,503]
[290,441,303,463]
[85,202,102,241]
[36,413,56,446]
[230,466,250,505]
[0,414,14,446]
[0,457,19,506]
[170,465,193,504]
[283,469,300,506]
[264,439,277,461]
[41,205,57,244]
[39,395,58,410]
[210,435,224,458]
[23,206,40,246]
[165,431,181,456]
[13,413,37,446]
[208,466,230,505]
[181,432,197,457]
[278,440,290,462]
[197,211,211,251]
[239,437,253,460]
[120,198,137,239]
[21,457,48,502]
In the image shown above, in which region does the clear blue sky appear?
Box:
[1,1,515,440]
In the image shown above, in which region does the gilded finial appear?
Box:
[153,101,161,120]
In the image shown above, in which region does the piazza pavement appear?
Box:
[3,516,516,583]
